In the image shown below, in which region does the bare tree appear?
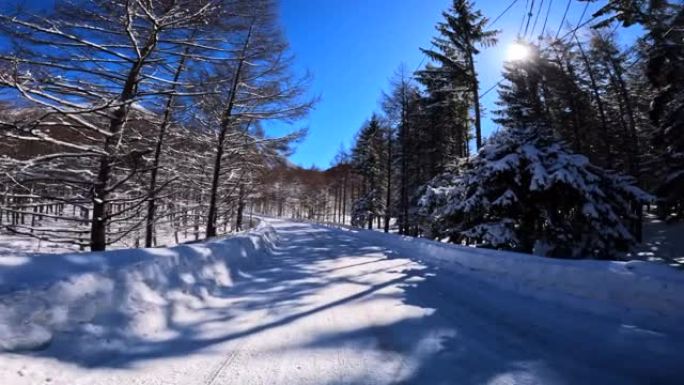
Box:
[195,2,313,238]
[0,0,267,250]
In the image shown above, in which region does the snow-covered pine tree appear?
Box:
[419,44,651,259]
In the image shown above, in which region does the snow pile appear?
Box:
[0,220,277,352]
[333,225,684,331]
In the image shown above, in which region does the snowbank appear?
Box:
[0,220,277,352]
[331,224,684,331]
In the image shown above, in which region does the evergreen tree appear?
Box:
[419,0,498,150]
[415,65,469,174]
[382,66,421,234]
[588,0,684,217]
[587,31,641,178]
[351,115,386,229]
[646,7,684,217]
[419,51,651,259]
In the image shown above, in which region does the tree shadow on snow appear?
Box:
[2,223,416,368]
[2,222,683,385]
[286,242,684,385]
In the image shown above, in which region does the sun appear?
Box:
[506,42,531,62]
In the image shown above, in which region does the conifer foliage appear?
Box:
[420,124,650,258]
[586,0,684,216]
[351,116,387,229]
[420,0,498,150]
[420,41,651,258]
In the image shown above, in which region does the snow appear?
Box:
[0,217,683,384]
[334,223,684,331]
[0,219,277,352]
[630,212,684,267]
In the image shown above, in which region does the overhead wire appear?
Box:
[523,0,536,38]
[518,0,530,36]
[406,0,600,103]
[530,0,545,39]
[556,14,599,43]
[413,53,427,75]
[570,0,590,42]
[488,0,520,28]
[480,79,504,99]
[480,5,601,101]
[555,0,573,40]
[479,0,525,98]
[539,0,553,39]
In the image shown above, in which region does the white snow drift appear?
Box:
[0,220,277,352]
[0,218,683,385]
[327,223,684,331]
[1,217,683,354]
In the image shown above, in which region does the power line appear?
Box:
[539,0,553,39]
[523,0,536,38]
[555,0,572,40]
[518,0,530,36]
[530,0,545,38]
[413,53,427,74]
[414,0,597,102]
[480,79,504,99]
[488,0,520,28]
[416,0,521,76]
[479,12,600,101]
[557,14,598,42]
[570,0,590,41]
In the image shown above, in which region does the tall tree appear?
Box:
[0,0,310,250]
[199,1,313,238]
[351,115,386,229]
[0,0,221,250]
[382,66,420,233]
[420,53,650,258]
[420,0,498,150]
[586,0,684,216]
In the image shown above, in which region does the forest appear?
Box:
[0,0,682,260]
[0,0,312,251]
[264,0,683,260]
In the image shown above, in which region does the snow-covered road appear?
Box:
[1,218,682,384]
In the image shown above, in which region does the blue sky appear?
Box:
[274,0,643,168]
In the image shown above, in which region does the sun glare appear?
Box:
[506,42,531,62]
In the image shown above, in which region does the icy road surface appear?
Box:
[1,218,682,384]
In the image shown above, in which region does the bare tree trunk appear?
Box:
[467,50,482,150]
[235,184,245,231]
[91,28,159,251]
[90,153,111,251]
[145,48,189,247]
[206,22,253,238]
[400,117,410,234]
[341,172,348,225]
[575,36,612,168]
[384,127,392,233]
